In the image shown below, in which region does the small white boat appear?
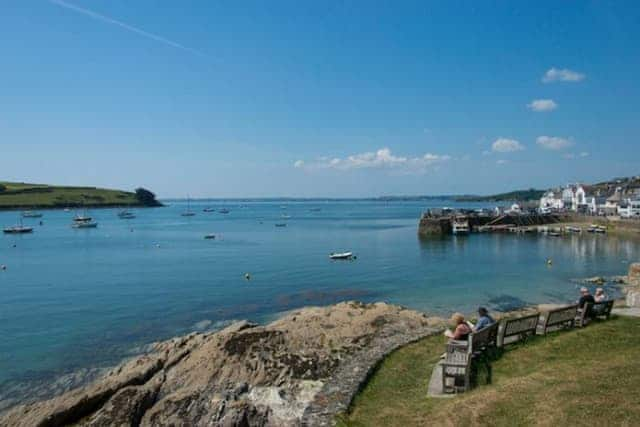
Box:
[452,219,470,235]
[281,214,291,219]
[218,208,230,214]
[547,231,561,237]
[587,224,607,234]
[329,252,354,260]
[74,215,93,222]
[565,226,582,233]
[203,207,215,213]
[22,211,43,218]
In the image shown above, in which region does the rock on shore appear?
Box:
[0,302,444,427]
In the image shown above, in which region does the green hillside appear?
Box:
[0,182,161,209]
[454,188,546,202]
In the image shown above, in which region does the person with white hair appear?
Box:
[594,287,608,303]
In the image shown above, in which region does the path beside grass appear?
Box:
[338,316,640,426]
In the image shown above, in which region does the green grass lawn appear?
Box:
[0,181,140,209]
[338,316,640,426]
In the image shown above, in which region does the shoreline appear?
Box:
[2,265,638,426]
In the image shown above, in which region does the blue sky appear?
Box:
[1,1,639,198]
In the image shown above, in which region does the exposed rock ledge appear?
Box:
[0,302,445,427]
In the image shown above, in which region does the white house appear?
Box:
[619,199,640,218]
[539,191,564,213]
[507,203,522,214]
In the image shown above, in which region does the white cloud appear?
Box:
[293,160,305,168]
[527,99,558,112]
[492,138,524,153]
[542,67,585,83]
[295,147,451,174]
[536,136,573,150]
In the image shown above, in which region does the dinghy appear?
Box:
[329,252,353,260]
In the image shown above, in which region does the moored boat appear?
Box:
[329,252,354,260]
[218,208,230,214]
[452,219,470,235]
[3,225,34,234]
[72,221,98,229]
[22,211,43,218]
[117,209,136,219]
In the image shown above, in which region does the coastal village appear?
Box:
[420,176,640,236]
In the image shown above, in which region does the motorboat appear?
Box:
[330,252,354,260]
[275,223,287,227]
[281,214,292,219]
[587,224,607,234]
[204,234,216,240]
[218,208,230,214]
[452,219,470,235]
[565,226,582,233]
[203,207,216,212]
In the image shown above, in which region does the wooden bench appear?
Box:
[441,322,499,393]
[536,305,578,335]
[592,300,614,320]
[576,300,614,327]
[497,312,540,347]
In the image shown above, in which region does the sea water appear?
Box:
[0,200,637,404]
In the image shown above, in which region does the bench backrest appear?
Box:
[541,304,578,332]
[498,313,540,346]
[445,341,471,365]
[592,300,614,319]
[469,322,499,353]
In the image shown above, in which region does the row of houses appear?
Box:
[539,183,640,218]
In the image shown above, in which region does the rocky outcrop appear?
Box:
[0,302,444,427]
[628,263,640,287]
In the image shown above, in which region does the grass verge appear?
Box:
[338,315,640,426]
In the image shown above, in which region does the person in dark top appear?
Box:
[474,307,495,331]
[578,287,595,318]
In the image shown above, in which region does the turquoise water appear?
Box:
[0,200,637,399]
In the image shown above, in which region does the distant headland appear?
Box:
[0,182,162,210]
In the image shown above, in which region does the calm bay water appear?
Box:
[0,200,638,399]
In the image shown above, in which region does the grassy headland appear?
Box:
[455,188,546,202]
[338,315,640,426]
[0,182,161,210]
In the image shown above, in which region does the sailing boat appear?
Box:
[117,207,136,219]
[181,197,196,217]
[72,204,98,228]
[3,215,34,234]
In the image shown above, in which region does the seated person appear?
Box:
[444,313,472,341]
[578,286,595,319]
[594,287,608,303]
[474,307,495,331]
